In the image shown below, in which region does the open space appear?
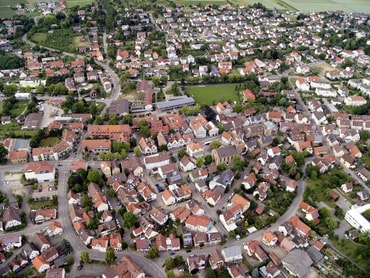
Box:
[186,84,240,106]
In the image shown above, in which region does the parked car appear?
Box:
[77,264,83,271]
[186,249,191,253]
[170,252,175,255]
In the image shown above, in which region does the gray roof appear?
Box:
[108,99,129,115]
[13,139,30,151]
[282,249,313,278]
[306,246,324,264]
[156,97,195,110]
[222,245,241,259]
[215,145,238,159]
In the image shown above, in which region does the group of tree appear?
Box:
[0,54,24,70]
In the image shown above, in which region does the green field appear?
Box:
[66,0,96,8]
[239,0,370,13]
[186,84,240,106]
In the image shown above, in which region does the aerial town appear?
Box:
[0,0,369,277]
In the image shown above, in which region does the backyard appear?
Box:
[186,84,240,106]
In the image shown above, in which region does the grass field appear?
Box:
[40,137,60,147]
[186,84,240,106]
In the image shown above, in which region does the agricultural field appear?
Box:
[186,84,240,106]
[65,0,97,8]
[238,0,370,13]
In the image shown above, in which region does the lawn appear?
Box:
[31,32,47,43]
[186,84,240,106]
[29,199,57,210]
[74,36,90,48]
[305,178,337,208]
[40,137,60,147]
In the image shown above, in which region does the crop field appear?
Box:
[239,0,370,13]
[186,84,240,106]
[66,0,96,8]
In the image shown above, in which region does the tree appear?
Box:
[80,251,90,264]
[165,257,175,270]
[105,247,116,265]
[177,149,186,159]
[147,247,160,259]
[122,212,138,228]
[0,143,8,161]
[205,267,217,278]
[196,157,205,167]
[205,154,212,165]
[134,146,141,157]
[209,140,221,150]
[106,187,115,197]
[319,207,331,219]
[87,170,101,184]
[232,156,244,171]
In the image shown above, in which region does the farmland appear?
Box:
[65,0,96,8]
[186,84,240,106]
[237,0,370,13]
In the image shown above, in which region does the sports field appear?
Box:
[186,84,240,106]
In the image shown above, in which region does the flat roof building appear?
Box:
[156,97,195,111]
[345,204,370,233]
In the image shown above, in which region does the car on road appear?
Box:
[186,249,191,253]
[77,264,83,271]
[170,252,175,255]
[155,184,164,192]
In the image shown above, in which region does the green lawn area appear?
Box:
[331,237,368,270]
[305,178,336,208]
[10,100,29,118]
[66,0,96,8]
[74,36,90,47]
[186,84,240,106]
[0,122,37,140]
[31,32,47,43]
[40,137,60,147]
[29,199,57,210]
